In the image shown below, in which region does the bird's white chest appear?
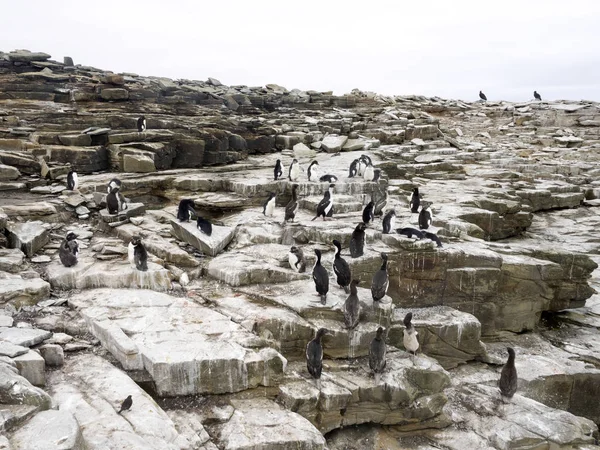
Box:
[265,198,275,216]
[308,166,319,181]
[403,329,419,352]
[324,196,333,214]
[389,215,396,232]
[364,166,374,181]
[357,161,365,175]
[288,252,299,272]
[72,173,79,190]
[128,243,135,265]
[290,164,300,181]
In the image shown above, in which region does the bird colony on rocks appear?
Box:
[0,49,599,449]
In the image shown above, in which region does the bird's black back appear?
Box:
[197,218,213,236]
[418,209,431,230]
[134,243,148,271]
[306,339,323,379]
[349,228,365,258]
[362,202,374,224]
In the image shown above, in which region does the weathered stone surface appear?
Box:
[58,134,92,146]
[0,363,51,409]
[5,221,50,257]
[13,350,45,386]
[9,410,83,450]
[0,341,28,358]
[100,88,129,101]
[38,344,64,367]
[321,135,348,152]
[0,273,51,307]
[0,164,20,180]
[6,50,51,62]
[99,202,145,222]
[123,154,156,173]
[0,327,51,347]
[0,248,25,273]
[171,219,234,257]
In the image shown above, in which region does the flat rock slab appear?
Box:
[214,398,326,450]
[0,341,28,358]
[0,328,51,347]
[0,273,48,307]
[5,221,50,257]
[99,203,145,223]
[171,219,234,257]
[68,289,287,396]
[46,257,172,291]
[48,354,189,450]
[0,248,25,273]
[0,404,38,436]
[9,409,83,450]
[0,364,52,409]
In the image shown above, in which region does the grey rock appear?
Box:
[9,410,83,450]
[0,341,28,358]
[13,350,45,386]
[170,219,234,257]
[58,134,92,146]
[0,273,51,307]
[6,221,50,257]
[6,50,51,62]
[0,164,20,181]
[321,135,348,153]
[0,315,13,327]
[0,327,52,347]
[74,205,89,215]
[30,255,51,263]
[0,363,51,408]
[123,154,156,173]
[0,248,25,273]
[38,344,64,367]
[100,88,129,101]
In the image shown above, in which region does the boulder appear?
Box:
[0,273,51,307]
[58,134,92,147]
[0,164,20,180]
[0,364,51,409]
[6,50,51,62]
[0,327,51,347]
[100,88,129,101]
[9,410,83,450]
[38,344,64,367]
[0,341,28,358]
[0,248,25,273]
[170,219,234,257]
[122,154,156,173]
[13,350,45,386]
[321,135,348,153]
[5,221,50,257]
[99,203,145,223]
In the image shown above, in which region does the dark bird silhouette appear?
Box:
[196,217,213,236]
[306,328,330,389]
[263,192,276,217]
[362,201,375,226]
[128,236,148,271]
[369,326,387,383]
[307,161,320,182]
[410,187,420,213]
[66,170,78,191]
[59,232,79,267]
[418,203,432,230]
[284,184,299,224]
[534,91,542,101]
[348,159,359,178]
[274,159,283,180]
[177,199,196,222]
[371,253,389,304]
[423,231,443,248]
[137,116,146,132]
[382,209,396,234]
[288,246,306,273]
[106,186,127,215]
[312,249,329,305]
[319,174,338,183]
[349,223,366,258]
[332,240,351,293]
[479,91,487,101]
[499,347,518,402]
[343,279,361,329]
[397,227,424,239]
[312,184,334,221]
[118,395,132,414]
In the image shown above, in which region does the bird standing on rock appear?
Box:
[118,395,132,414]
[306,328,330,390]
[263,192,276,217]
[59,232,79,267]
[499,347,518,403]
[348,159,359,178]
[363,162,375,181]
[409,187,421,213]
[369,326,387,383]
[106,186,128,214]
[344,279,361,329]
[289,158,301,182]
[479,91,487,101]
[534,91,542,101]
[288,246,306,273]
[332,239,351,293]
[362,201,375,226]
[274,159,283,180]
[137,116,146,132]
[312,249,329,305]
[128,235,148,271]
[418,203,433,230]
[349,223,366,258]
[403,312,419,363]
[177,199,196,222]
[371,253,389,305]
[284,184,299,224]
[312,184,334,221]
[307,161,320,182]
[66,170,78,191]
[107,178,122,194]
[382,209,396,234]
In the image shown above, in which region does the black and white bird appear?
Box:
[348,159,359,178]
[197,217,213,236]
[274,159,283,181]
[284,184,299,224]
[106,186,127,214]
[128,235,148,271]
[409,187,421,213]
[118,395,132,414]
[344,279,361,329]
[363,162,375,181]
[332,239,351,293]
[137,116,146,132]
[319,174,338,183]
[66,170,78,191]
[312,184,334,221]
[312,249,329,305]
[177,199,196,222]
[357,158,366,176]
[349,223,367,258]
[372,169,381,182]
[362,201,375,226]
[360,154,372,165]
[479,91,487,101]
[59,232,79,267]
[289,158,301,182]
[263,192,276,217]
[371,253,389,304]
[369,326,387,383]
[307,161,320,182]
[382,209,396,234]
[107,178,122,193]
[423,231,443,248]
[403,312,419,363]
[397,227,424,239]
[288,246,306,273]
[418,203,433,230]
[499,347,518,403]
[533,91,542,101]
[306,328,330,389]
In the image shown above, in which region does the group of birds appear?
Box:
[479,90,542,102]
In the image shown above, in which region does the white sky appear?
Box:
[3,0,600,102]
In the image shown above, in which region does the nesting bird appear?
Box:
[499,347,518,402]
[349,222,366,258]
[319,174,338,183]
[306,328,330,389]
[343,279,361,329]
[274,159,283,181]
[312,249,329,305]
[382,209,396,234]
[371,253,389,304]
[312,184,334,221]
[403,312,419,363]
[66,170,78,191]
[106,186,128,214]
[423,231,443,248]
[284,184,299,224]
[118,395,133,414]
[362,201,375,226]
[289,158,301,182]
[59,232,79,267]
[369,327,387,383]
[137,116,147,132]
[263,192,276,217]
[196,217,213,236]
[479,91,487,101]
[534,91,542,101]
[409,187,420,213]
[418,203,433,230]
[397,227,424,239]
[307,161,320,182]
[177,199,196,222]
[128,235,148,271]
[332,239,351,293]
[288,246,306,273]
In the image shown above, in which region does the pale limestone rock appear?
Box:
[38,344,64,367]
[170,219,234,257]
[9,410,83,450]
[0,341,28,358]
[0,248,24,273]
[5,221,50,257]
[13,350,45,386]
[0,327,51,347]
[0,272,50,308]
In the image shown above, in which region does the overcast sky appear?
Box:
[3,0,600,102]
